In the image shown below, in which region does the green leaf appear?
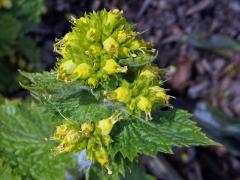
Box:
[0,160,21,180]
[20,71,114,123]
[86,156,126,180]
[0,100,75,179]
[111,109,218,161]
[120,163,155,180]
[86,159,154,180]
[20,71,100,101]
[119,53,157,67]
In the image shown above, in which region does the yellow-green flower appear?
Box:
[137,96,152,112]
[140,69,156,79]
[81,122,94,136]
[59,60,76,75]
[98,118,113,136]
[94,147,109,165]
[52,123,70,141]
[113,85,131,103]
[73,63,92,79]
[103,37,119,55]
[139,66,162,79]
[119,47,130,58]
[103,9,123,34]
[63,130,80,144]
[102,59,127,75]
[88,44,102,55]
[117,31,128,44]
[97,111,122,135]
[87,77,99,88]
[130,40,141,51]
[86,28,98,42]
[137,96,152,120]
[54,9,156,88]
[51,112,123,168]
[150,86,170,104]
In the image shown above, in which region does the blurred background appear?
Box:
[0,0,240,179]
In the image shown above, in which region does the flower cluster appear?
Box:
[52,9,171,168]
[107,66,170,120]
[55,9,155,88]
[51,112,122,174]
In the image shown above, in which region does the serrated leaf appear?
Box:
[86,155,126,180]
[20,71,100,101]
[20,71,114,123]
[0,100,75,179]
[86,158,154,180]
[86,162,105,180]
[0,160,21,180]
[120,163,155,180]
[47,96,113,124]
[111,109,218,161]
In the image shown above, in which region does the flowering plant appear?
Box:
[21,9,217,179]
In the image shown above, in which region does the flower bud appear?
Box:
[102,59,127,75]
[102,59,118,75]
[113,86,131,103]
[81,122,94,136]
[103,37,119,55]
[63,144,77,153]
[73,63,92,79]
[59,60,76,75]
[52,123,70,140]
[98,118,113,136]
[139,69,156,79]
[87,77,99,88]
[79,17,87,24]
[98,111,122,135]
[117,31,128,43]
[94,147,109,165]
[139,66,162,79]
[89,44,102,55]
[51,148,58,156]
[63,130,80,144]
[105,10,122,27]
[156,91,169,103]
[86,28,98,42]
[130,40,141,50]
[119,47,130,58]
[150,86,169,103]
[137,96,152,112]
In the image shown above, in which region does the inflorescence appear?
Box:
[52,9,170,172]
